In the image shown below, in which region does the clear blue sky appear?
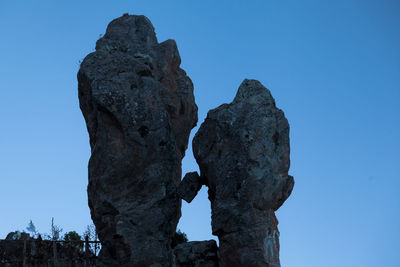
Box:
[1,1,399,266]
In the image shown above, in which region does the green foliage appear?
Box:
[64,231,83,251]
[171,229,188,248]
[64,231,82,242]
[6,231,30,240]
[26,220,37,237]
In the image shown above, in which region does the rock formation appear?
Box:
[173,240,218,267]
[78,14,197,266]
[192,79,294,267]
[178,171,203,203]
[78,12,294,267]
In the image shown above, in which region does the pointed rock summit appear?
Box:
[78,14,197,266]
[193,79,294,267]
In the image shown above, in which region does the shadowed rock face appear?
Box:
[173,240,218,267]
[193,79,294,267]
[78,14,197,266]
[178,171,203,203]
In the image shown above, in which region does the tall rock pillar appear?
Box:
[78,14,197,266]
[193,79,294,267]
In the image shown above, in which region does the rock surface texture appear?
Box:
[178,171,203,203]
[173,240,218,267]
[193,79,294,267]
[78,14,197,266]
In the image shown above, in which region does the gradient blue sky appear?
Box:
[1,1,399,266]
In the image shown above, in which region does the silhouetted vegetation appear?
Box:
[171,229,188,248]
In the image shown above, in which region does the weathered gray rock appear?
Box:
[173,240,218,267]
[193,79,294,267]
[78,14,197,266]
[178,172,203,203]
